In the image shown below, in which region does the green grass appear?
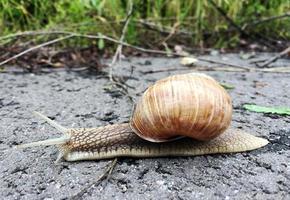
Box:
[0,0,289,49]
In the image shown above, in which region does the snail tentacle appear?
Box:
[16,111,70,149]
[16,112,71,162]
[33,111,68,134]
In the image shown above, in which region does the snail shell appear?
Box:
[130,73,232,142]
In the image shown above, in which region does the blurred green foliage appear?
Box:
[0,0,289,49]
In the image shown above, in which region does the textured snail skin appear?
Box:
[130,73,232,142]
[60,123,268,161]
[16,73,269,162]
[16,118,268,162]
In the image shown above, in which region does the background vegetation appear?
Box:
[0,0,290,51]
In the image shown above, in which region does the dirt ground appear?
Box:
[0,54,290,200]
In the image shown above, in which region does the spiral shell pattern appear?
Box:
[130,73,232,142]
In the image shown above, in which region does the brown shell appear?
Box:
[130,73,232,142]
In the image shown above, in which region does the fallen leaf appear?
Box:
[52,62,65,68]
[243,104,290,115]
[180,57,198,66]
[220,83,235,90]
[239,52,256,60]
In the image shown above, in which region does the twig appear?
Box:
[0,35,74,67]
[207,0,274,50]
[70,158,118,200]
[207,0,248,37]
[0,32,250,72]
[242,13,290,30]
[258,46,290,68]
[109,0,133,81]
[106,0,135,103]
[141,66,290,74]
[0,29,250,71]
[259,66,290,73]
[249,58,268,64]
[142,66,247,74]
[0,30,73,41]
[0,30,186,57]
[158,22,180,44]
[85,35,250,70]
[197,57,252,71]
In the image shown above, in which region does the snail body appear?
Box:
[16,73,268,162]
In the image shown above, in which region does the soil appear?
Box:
[0,53,290,200]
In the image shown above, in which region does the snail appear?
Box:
[16,73,268,162]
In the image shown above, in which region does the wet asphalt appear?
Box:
[0,53,290,199]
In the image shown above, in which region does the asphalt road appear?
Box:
[1,54,290,199]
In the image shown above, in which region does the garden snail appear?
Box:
[16,73,268,162]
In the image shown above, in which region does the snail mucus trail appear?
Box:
[16,73,269,162]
